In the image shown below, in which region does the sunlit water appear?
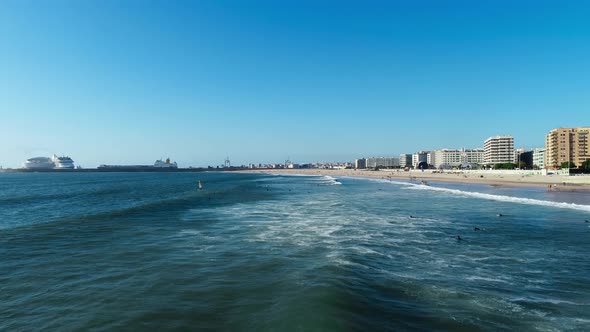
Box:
[1,172,589,331]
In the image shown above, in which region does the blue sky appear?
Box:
[1,1,589,168]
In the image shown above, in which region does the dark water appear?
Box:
[1,172,589,331]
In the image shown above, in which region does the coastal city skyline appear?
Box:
[2,1,590,167]
[5,127,588,170]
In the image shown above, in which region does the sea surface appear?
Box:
[1,172,590,331]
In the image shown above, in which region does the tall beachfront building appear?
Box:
[545,127,590,169]
[533,148,545,169]
[432,148,485,168]
[483,135,515,165]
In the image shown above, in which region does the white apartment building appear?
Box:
[432,148,485,168]
[466,148,485,165]
[533,148,545,169]
[366,157,399,168]
[484,135,515,165]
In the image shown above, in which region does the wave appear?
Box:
[405,184,590,213]
[263,172,343,185]
[344,176,590,213]
[321,176,342,185]
[265,173,317,177]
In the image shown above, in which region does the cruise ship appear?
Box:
[52,155,75,169]
[154,158,178,168]
[24,157,55,169]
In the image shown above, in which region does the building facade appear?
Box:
[465,148,485,165]
[412,151,430,169]
[545,127,590,170]
[484,135,515,165]
[432,149,459,168]
[354,158,367,169]
[366,157,400,168]
[517,150,534,169]
[533,148,545,169]
[514,148,525,166]
[399,154,413,168]
[432,148,485,168]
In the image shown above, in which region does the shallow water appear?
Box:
[1,172,589,331]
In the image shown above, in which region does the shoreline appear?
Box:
[236,169,590,192]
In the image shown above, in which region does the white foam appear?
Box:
[404,184,590,213]
[265,172,318,177]
[321,175,342,185]
[343,175,590,213]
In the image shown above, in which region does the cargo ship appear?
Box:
[97,158,178,171]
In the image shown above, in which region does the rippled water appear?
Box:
[1,172,589,331]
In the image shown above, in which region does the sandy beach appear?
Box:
[238,168,590,192]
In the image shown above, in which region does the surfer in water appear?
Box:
[474,227,481,231]
[497,213,504,217]
[456,235,462,241]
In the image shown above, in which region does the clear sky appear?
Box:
[1,0,589,168]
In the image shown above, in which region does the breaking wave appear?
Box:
[406,183,590,213]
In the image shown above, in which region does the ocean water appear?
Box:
[1,172,590,331]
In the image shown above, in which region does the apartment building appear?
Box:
[545,127,590,169]
[412,151,431,169]
[399,154,413,168]
[432,148,485,168]
[354,158,367,169]
[366,157,400,168]
[484,135,515,165]
[533,148,546,169]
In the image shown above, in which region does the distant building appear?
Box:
[466,148,485,165]
[433,150,459,168]
[412,151,430,169]
[545,127,590,169]
[432,148,484,168]
[399,154,413,168]
[355,158,367,169]
[366,157,399,169]
[533,148,546,169]
[514,148,526,166]
[484,135,515,165]
[516,150,533,169]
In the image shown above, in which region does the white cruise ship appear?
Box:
[52,155,75,169]
[24,157,55,169]
[154,158,178,168]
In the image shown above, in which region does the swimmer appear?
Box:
[456,235,462,241]
[474,227,481,231]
